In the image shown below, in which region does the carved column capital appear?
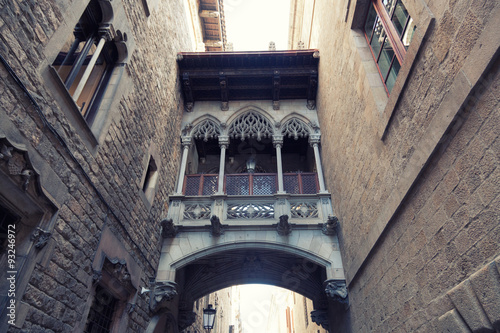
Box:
[219,135,229,148]
[150,281,178,312]
[98,24,113,41]
[181,136,192,148]
[272,135,284,148]
[324,279,348,304]
[309,134,321,147]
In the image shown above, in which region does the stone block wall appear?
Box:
[290,0,499,331]
[0,0,192,331]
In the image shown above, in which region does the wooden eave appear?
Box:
[178,50,319,111]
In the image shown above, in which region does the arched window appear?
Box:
[52,0,117,126]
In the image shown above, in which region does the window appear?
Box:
[142,156,158,202]
[84,285,118,333]
[52,0,118,126]
[364,0,415,93]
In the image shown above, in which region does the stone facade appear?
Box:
[0,0,192,331]
[0,0,498,331]
[290,0,500,331]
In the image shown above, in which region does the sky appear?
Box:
[238,284,291,332]
[224,0,291,51]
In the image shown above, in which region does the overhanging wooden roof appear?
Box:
[178,50,319,111]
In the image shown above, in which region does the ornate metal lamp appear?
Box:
[246,157,256,173]
[203,304,216,331]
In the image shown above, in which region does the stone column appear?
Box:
[273,135,285,194]
[217,136,229,194]
[72,26,112,102]
[176,136,192,194]
[310,136,327,193]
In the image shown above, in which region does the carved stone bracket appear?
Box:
[92,269,103,285]
[30,227,51,249]
[1,142,35,191]
[311,309,330,330]
[178,311,197,331]
[210,215,224,236]
[105,258,132,286]
[324,279,348,304]
[160,218,178,238]
[277,214,292,236]
[150,281,178,313]
[322,215,339,236]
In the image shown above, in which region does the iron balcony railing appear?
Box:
[182,172,319,196]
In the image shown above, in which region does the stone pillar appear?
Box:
[310,135,327,193]
[72,26,112,102]
[217,136,229,194]
[273,135,285,194]
[176,137,192,194]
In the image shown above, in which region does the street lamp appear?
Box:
[246,157,256,173]
[203,304,216,331]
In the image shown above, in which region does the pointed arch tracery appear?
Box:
[228,110,273,141]
[190,119,221,141]
[281,117,312,140]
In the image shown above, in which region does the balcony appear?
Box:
[182,172,319,196]
[167,172,332,225]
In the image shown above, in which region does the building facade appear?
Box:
[0,0,498,332]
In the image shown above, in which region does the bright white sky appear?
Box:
[239,284,291,333]
[224,0,291,51]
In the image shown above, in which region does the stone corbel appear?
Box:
[210,215,224,236]
[324,279,348,304]
[160,218,178,238]
[30,227,51,249]
[311,309,330,330]
[178,311,197,331]
[322,215,339,235]
[276,214,292,236]
[150,281,178,313]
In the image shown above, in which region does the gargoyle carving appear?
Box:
[311,309,329,330]
[150,281,178,312]
[210,215,223,236]
[30,227,51,249]
[160,218,178,238]
[277,214,292,236]
[324,279,348,304]
[322,215,339,235]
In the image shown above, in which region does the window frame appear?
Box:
[350,0,434,139]
[363,0,412,94]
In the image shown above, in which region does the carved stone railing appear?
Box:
[166,192,334,226]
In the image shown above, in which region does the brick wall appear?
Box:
[0,0,192,331]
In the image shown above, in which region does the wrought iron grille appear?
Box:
[226,174,277,195]
[84,285,118,333]
[183,174,218,196]
[283,173,318,194]
[226,202,274,219]
[202,175,218,195]
[284,174,300,194]
[301,173,319,194]
[225,174,250,195]
[252,175,277,195]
